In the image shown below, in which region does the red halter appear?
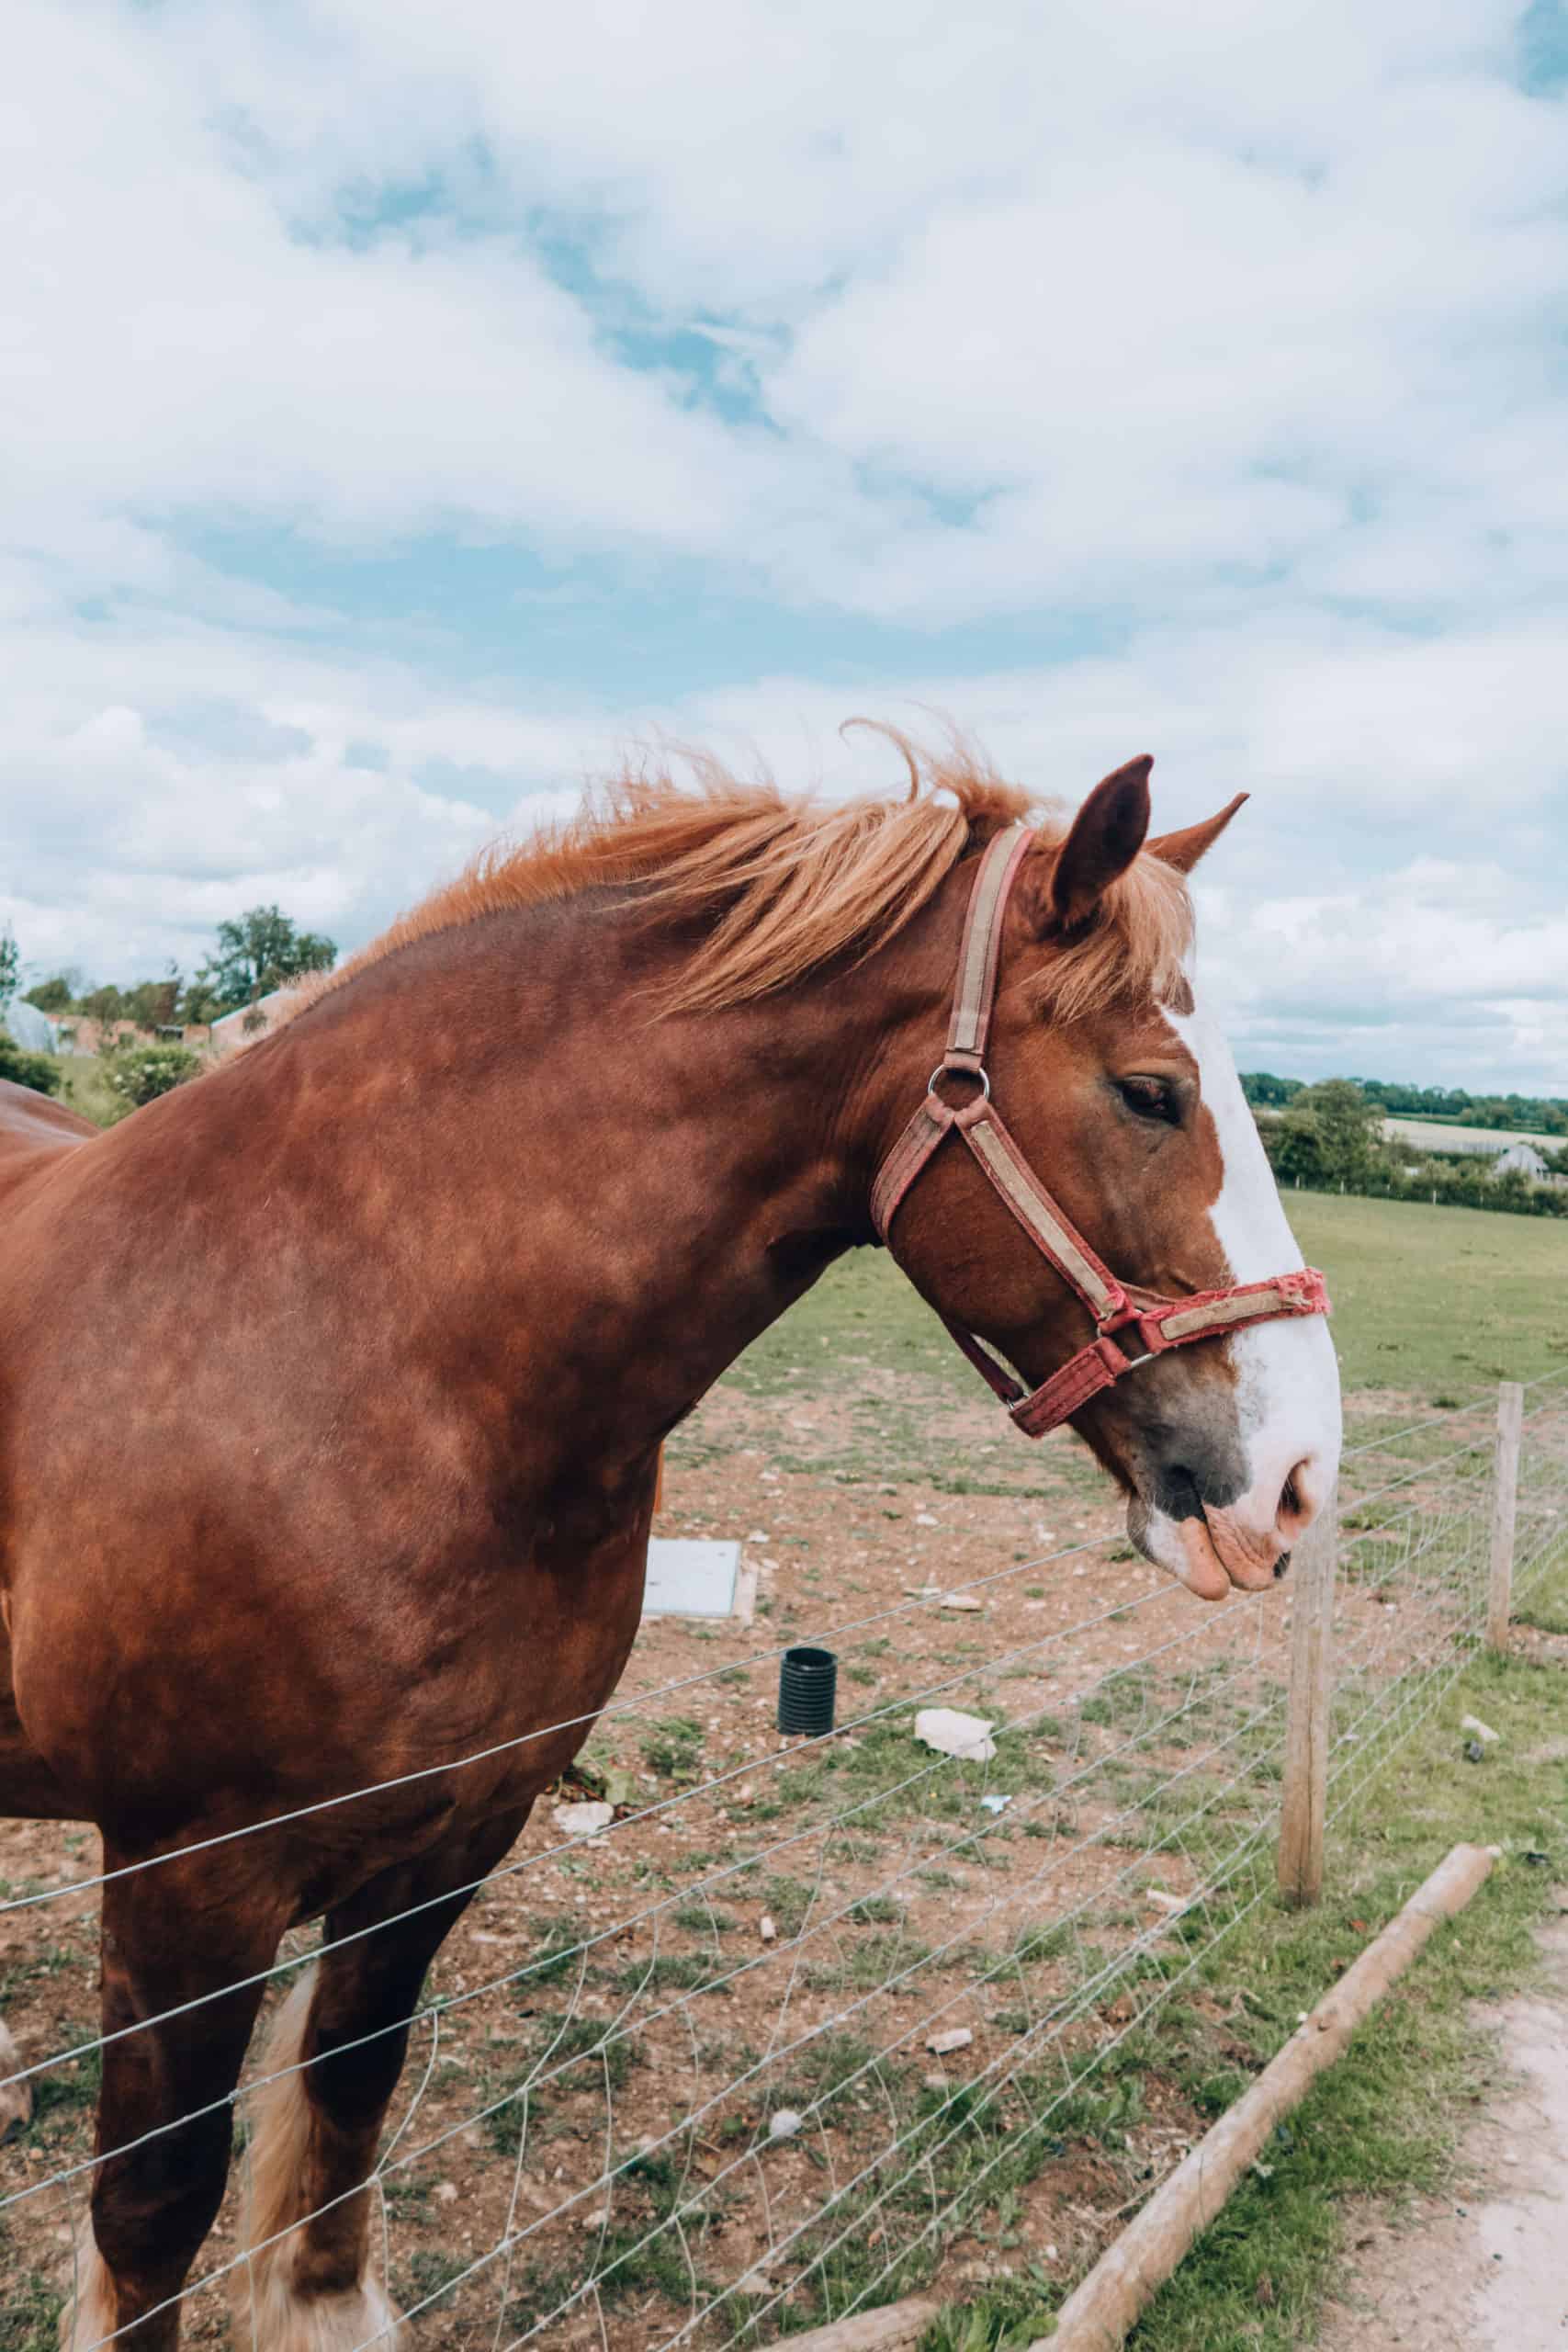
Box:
[871,825,1330,1438]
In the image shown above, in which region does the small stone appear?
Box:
[941,1593,984,1612]
[925,2027,974,2056]
[760,1914,778,1942]
[1146,1890,1186,1915]
[434,2181,458,2205]
[768,2108,802,2140]
[1461,1714,1500,1745]
[914,1513,939,1528]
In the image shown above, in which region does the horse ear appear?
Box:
[1146,791,1248,875]
[1023,755,1153,936]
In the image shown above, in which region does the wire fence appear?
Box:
[3,1367,1566,2352]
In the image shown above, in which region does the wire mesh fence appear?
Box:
[3,1370,1567,2352]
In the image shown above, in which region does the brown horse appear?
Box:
[0,741,1340,2349]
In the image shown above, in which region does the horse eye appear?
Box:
[1117,1075,1180,1125]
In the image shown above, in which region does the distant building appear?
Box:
[3,1000,56,1056]
[1494,1140,1551,1181]
[209,989,293,1057]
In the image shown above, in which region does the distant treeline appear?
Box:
[1241,1072,1568,1136]
[1251,1078,1568,1221]
[20,906,336,1030]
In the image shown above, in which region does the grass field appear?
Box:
[729,1189,1568,1412]
[1286,1191,1567,1395]
[2,1138,1562,2352]
[935,1607,1568,2352]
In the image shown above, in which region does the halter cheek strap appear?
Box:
[871,825,1330,1440]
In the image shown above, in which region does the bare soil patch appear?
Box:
[1316,1905,1568,2352]
[0,1381,1490,2347]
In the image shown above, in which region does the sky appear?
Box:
[2,0,1566,1089]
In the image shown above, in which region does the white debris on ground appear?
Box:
[914,1707,997,1761]
[552,1800,615,1838]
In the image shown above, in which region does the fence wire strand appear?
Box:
[3,1381,1565,2352]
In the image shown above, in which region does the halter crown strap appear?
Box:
[872,824,1330,1440]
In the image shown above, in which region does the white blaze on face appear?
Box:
[1164,987,1343,1554]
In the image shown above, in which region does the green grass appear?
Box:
[935,1615,1568,2352]
[640,1716,706,1781]
[51,1057,124,1128]
[719,1193,1568,1420]
[1285,1192,1568,1396]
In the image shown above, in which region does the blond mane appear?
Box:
[292,731,1192,1026]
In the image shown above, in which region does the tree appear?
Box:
[1271,1079,1380,1189]
[122,969,182,1030]
[1241,1070,1303,1108]
[24,975,74,1012]
[0,924,17,1015]
[192,907,336,1015]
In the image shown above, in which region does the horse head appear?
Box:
[872,755,1342,1600]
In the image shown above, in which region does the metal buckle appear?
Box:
[927,1061,990,1108]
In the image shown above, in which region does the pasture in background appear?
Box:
[3,1190,1564,2352]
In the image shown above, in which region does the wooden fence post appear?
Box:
[1278,1491,1338,1909]
[1486,1381,1524,1653]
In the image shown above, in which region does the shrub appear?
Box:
[106,1044,202,1109]
[0,1039,62,1095]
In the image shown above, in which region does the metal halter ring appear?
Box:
[928,1061,991,1110]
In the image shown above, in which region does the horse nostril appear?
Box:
[1273,1550,1292,1581]
[1276,1459,1317,1538]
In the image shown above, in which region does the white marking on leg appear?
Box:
[234,1966,408,2352]
[58,2208,117,2352]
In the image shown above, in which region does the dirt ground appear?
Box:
[0,1374,1511,2348]
[1317,1901,1568,2352]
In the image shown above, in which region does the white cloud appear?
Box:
[2,0,1565,1089]
[4,589,1562,1085]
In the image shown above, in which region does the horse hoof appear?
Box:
[237,2271,408,2352]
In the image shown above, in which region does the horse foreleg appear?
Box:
[62,1854,284,2352]
[234,1809,528,2352]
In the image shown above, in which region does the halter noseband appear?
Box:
[870,825,1330,1439]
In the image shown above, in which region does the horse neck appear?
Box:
[233,889,955,1467]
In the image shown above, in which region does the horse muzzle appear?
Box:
[1128,1448,1329,1601]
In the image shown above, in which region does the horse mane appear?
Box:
[289,730,1193,1027]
